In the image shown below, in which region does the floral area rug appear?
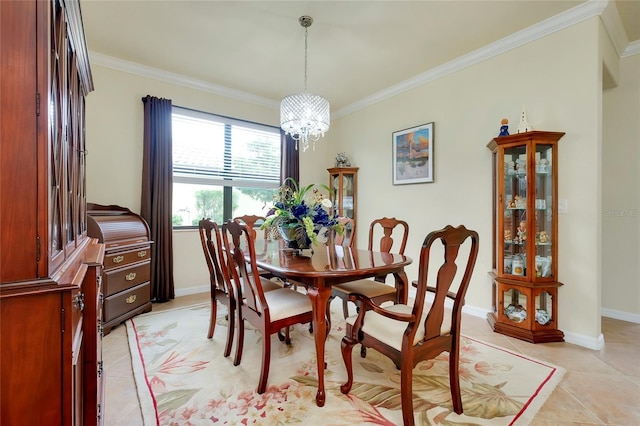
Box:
[126,301,564,425]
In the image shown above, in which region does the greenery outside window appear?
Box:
[172,107,281,227]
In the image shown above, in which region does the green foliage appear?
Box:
[194,189,223,222]
[172,214,183,226]
[236,187,277,206]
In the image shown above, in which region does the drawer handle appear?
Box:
[138,250,147,258]
[126,294,137,304]
[125,272,137,281]
[112,255,124,264]
[73,293,85,312]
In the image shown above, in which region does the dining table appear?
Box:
[253,239,412,407]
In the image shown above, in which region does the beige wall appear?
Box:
[602,52,640,320]
[85,17,639,348]
[326,19,605,346]
[86,66,280,299]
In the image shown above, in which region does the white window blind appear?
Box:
[172,107,281,189]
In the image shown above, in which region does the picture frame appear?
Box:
[392,122,434,185]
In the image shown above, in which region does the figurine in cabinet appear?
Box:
[516,220,527,241]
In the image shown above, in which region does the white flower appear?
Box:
[321,198,333,209]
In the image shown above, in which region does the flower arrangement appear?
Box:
[262,178,344,248]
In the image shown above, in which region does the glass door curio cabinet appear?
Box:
[487,131,565,343]
[328,167,358,239]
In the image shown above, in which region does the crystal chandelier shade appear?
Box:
[280,16,330,152]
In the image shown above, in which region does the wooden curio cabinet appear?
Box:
[0,0,104,424]
[328,167,358,232]
[487,131,565,343]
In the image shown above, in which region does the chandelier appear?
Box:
[280,15,330,152]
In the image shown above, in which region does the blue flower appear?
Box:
[262,178,344,245]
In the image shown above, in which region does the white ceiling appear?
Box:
[82,0,639,113]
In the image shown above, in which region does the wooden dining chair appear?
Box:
[340,225,479,426]
[330,217,409,320]
[199,218,281,359]
[233,214,266,240]
[333,216,356,247]
[221,220,313,393]
[198,218,237,357]
[233,214,272,277]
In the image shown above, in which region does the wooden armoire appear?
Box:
[0,0,104,424]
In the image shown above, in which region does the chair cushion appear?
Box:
[332,279,396,298]
[263,288,312,321]
[237,276,281,298]
[346,302,451,350]
[260,277,282,292]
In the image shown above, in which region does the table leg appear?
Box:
[306,284,331,407]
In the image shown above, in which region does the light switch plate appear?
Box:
[558,199,568,214]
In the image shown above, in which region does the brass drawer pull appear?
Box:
[126,294,137,304]
[73,293,85,311]
[137,250,147,257]
[125,272,137,281]
[112,255,124,264]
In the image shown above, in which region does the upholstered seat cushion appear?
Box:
[236,275,281,295]
[259,277,282,292]
[346,303,451,350]
[332,279,396,298]
[263,288,312,321]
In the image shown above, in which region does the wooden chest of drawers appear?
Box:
[87,204,153,334]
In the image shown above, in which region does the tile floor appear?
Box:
[103,293,640,425]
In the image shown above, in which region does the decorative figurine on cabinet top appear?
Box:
[498,118,510,136]
[516,107,533,133]
[335,152,351,167]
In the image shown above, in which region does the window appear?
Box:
[172,107,281,227]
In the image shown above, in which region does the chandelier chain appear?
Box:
[304,27,308,92]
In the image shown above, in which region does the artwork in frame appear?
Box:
[392,122,434,185]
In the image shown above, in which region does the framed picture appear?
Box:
[392,122,434,185]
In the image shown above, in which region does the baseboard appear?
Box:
[174,284,209,297]
[174,284,617,351]
[461,302,605,350]
[563,330,605,350]
[601,307,640,324]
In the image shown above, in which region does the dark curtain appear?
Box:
[281,131,299,184]
[141,95,175,302]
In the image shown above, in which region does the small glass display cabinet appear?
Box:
[328,166,358,228]
[487,131,565,343]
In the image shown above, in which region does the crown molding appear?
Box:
[600,0,629,57]
[89,0,633,118]
[622,40,640,58]
[89,52,279,109]
[334,0,607,118]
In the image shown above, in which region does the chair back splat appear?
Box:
[233,215,266,241]
[340,224,479,426]
[369,217,409,254]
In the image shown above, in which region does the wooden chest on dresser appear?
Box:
[87,204,153,334]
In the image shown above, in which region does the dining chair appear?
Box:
[233,214,273,277]
[330,217,409,320]
[233,214,266,240]
[340,225,479,426]
[333,216,356,247]
[198,218,237,357]
[221,219,314,393]
[199,218,281,358]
